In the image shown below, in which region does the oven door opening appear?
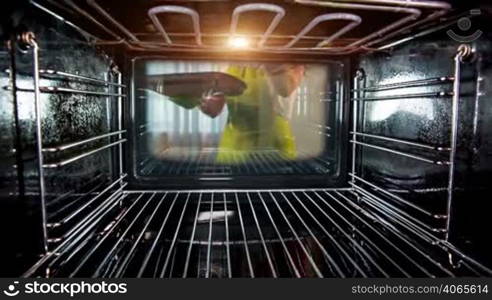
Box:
[131,58,347,188]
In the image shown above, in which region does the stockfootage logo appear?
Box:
[447,9,482,42]
[3,281,20,297]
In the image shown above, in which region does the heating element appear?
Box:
[33,0,452,54]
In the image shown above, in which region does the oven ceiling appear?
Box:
[35,0,454,54]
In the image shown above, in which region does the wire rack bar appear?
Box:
[136,193,179,277]
[49,191,129,273]
[295,192,368,276]
[45,173,105,208]
[124,188,352,194]
[278,192,341,277]
[182,193,203,278]
[323,191,449,277]
[27,38,49,254]
[351,91,453,101]
[4,68,126,88]
[42,130,126,153]
[171,235,322,246]
[352,184,445,237]
[350,131,450,152]
[204,193,215,278]
[222,193,232,278]
[39,69,127,87]
[23,190,127,277]
[344,192,455,276]
[68,192,149,277]
[25,189,492,278]
[352,76,454,92]
[9,85,127,97]
[235,192,255,278]
[47,180,107,221]
[115,70,124,186]
[310,191,391,276]
[92,192,160,277]
[245,192,277,277]
[302,191,401,276]
[338,192,449,276]
[137,150,333,177]
[351,71,363,185]
[350,140,448,165]
[159,193,191,278]
[47,175,127,227]
[349,173,442,218]
[40,86,127,97]
[444,46,473,266]
[58,182,128,241]
[43,139,126,168]
[257,192,301,277]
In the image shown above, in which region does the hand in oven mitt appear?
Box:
[200,90,226,118]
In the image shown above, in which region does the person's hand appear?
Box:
[200,90,226,118]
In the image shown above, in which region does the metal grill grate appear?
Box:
[24,189,492,278]
[138,150,332,176]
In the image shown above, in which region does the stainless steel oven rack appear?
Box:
[349,45,478,269]
[137,149,332,177]
[31,0,451,55]
[12,33,128,255]
[22,189,492,278]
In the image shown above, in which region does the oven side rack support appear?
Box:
[349,44,477,270]
[14,32,128,257]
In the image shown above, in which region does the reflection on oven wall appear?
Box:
[356,31,492,268]
[0,11,119,275]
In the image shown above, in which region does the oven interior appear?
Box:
[1,0,491,278]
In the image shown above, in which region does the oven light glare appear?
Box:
[228,36,250,49]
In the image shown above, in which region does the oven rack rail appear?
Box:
[350,45,474,266]
[23,189,492,278]
[32,0,451,55]
[10,34,127,254]
[137,149,333,177]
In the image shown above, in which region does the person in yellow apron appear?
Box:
[169,63,305,164]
